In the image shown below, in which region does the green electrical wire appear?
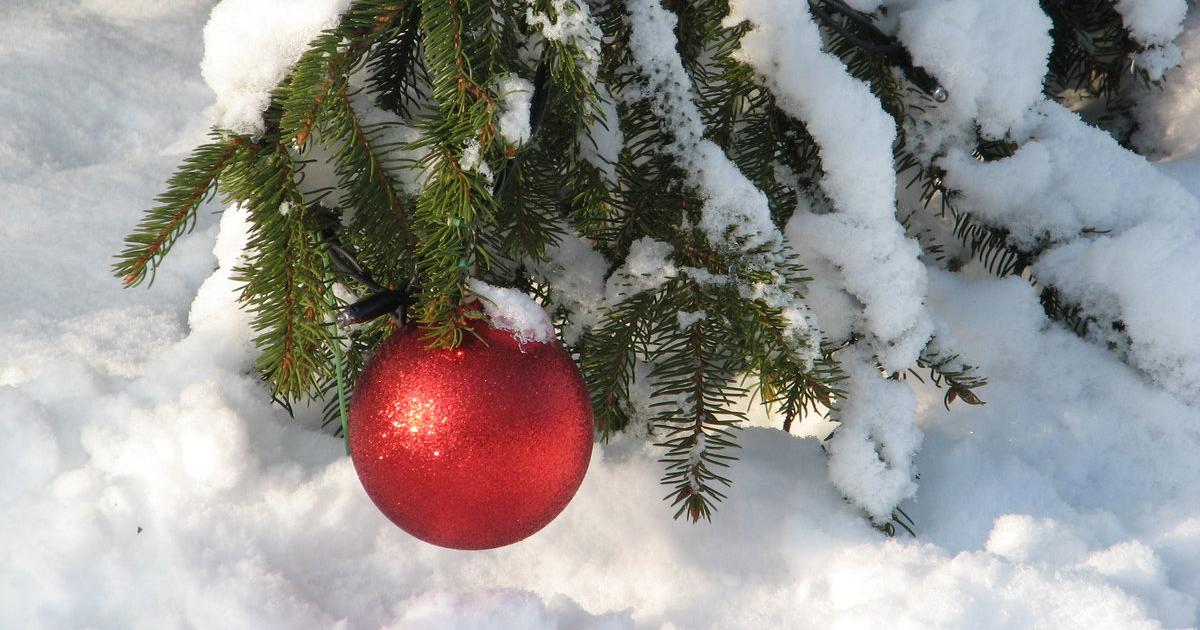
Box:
[330,326,351,455]
[323,250,352,455]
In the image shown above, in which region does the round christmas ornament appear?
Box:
[348,315,593,550]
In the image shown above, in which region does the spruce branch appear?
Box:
[652,282,746,523]
[279,0,410,148]
[582,290,658,437]
[419,0,495,114]
[115,0,1026,529]
[368,2,427,118]
[321,85,415,283]
[489,60,567,264]
[912,344,986,410]
[221,143,339,402]
[411,143,497,347]
[746,322,846,433]
[114,134,242,287]
[1042,0,1155,100]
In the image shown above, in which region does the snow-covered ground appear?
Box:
[4,2,1200,628]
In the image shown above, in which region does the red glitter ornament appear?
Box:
[348,320,593,550]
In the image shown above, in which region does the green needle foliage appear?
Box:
[115,134,242,287]
[117,0,1179,523]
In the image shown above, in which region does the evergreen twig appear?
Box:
[114,135,241,287]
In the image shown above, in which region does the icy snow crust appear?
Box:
[7,1,1200,628]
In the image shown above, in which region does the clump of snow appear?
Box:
[940,102,1199,246]
[624,0,781,253]
[676,311,706,329]
[1032,220,1200,403]
[826,349,922,520]
[186,205,256,369]
[201,0,352,136]
[467,279,556,345]
[604,237,677,305]
[523,0,602,80]
[623,238,675,281]
[527,225,609,344]
[895,0,1052,140]
[1132,44,1184,82]
[1136,9,1200,157]
[1114,0,1187,47]
[783,207,858,347]
[459,137,495,185]
[726,0,933,371]
[494,73,534,146]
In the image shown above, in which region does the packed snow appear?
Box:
[5,1,1200,629]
